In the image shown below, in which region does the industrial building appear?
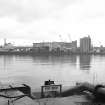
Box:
[33,41,77,53]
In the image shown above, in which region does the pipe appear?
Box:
[61,82,105,102]
[61,82,95,97]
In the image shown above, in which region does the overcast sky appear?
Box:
[0,0,105,46]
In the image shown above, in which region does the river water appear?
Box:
[0,55,105,89]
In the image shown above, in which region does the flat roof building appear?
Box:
[80,36,91,53]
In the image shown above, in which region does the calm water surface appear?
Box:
[0,55,105,89]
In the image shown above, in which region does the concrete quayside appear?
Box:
[0,80,105,105]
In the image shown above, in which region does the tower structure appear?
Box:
[80,36,91,53]
[4,38,7,46]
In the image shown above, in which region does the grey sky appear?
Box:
[0,0,78,21]
[0,0,105,46]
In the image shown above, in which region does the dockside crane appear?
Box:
[68,34,72,43]
[59,34,63,42]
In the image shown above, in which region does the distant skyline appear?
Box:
[0,0,105,46]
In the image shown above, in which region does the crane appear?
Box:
[59,34,63,42]
[68,34,72,43]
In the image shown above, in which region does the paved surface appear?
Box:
[35,95,90,105]
[0,95,90,105]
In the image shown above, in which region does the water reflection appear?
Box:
[0,55,15,71]
[31,55,77,65]
[0,55,94,87]
[79,55,91,70]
